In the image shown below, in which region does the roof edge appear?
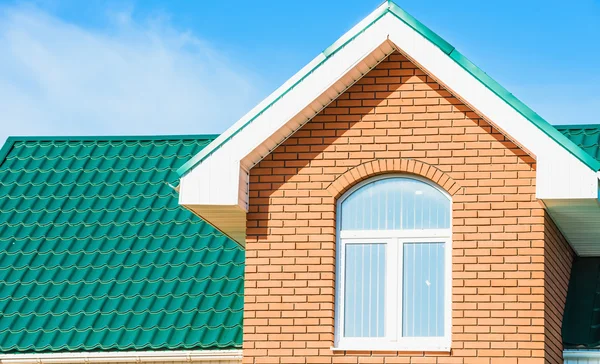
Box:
[563,350,600,359]
[445,49,600,171]
[0,350,243,363]
[0,137,17,167]
[175,2,392,177]
[385,3,600,171]
[177,0,600,178]
[386,1,454,54]
[554,124,600,129]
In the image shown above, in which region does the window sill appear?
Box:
[330,345,451,353]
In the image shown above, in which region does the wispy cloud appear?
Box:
[0,4,264,145]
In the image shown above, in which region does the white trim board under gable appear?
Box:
[564,350,600,363]
[178,4,599,247]
[0,350,243,364]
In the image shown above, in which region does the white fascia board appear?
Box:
[0,350,243,364]
[180,8,598,213]
[179,16,396,208]
[564,350,600,359]
[537,146,598,199]
[382,14,597,199]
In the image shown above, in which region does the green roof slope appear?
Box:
[556,125,600,163]
[0,136,244,353]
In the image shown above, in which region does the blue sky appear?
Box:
[0,0,599,145]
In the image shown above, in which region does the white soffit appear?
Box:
[544,198,600,256]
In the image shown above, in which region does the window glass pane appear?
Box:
[344,243,385,338]
[341,178,450,231]
[402,242,445,337]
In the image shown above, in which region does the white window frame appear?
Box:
[333,175,452,352]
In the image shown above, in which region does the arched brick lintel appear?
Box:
[326,158,464,200]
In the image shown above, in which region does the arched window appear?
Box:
[334,175,452,352]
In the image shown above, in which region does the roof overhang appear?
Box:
[0,350,242,364]
[178,1,600,250]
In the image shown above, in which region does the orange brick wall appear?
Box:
[543,215,574,363]
[244,52,573,364]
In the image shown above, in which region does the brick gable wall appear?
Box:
[244,51,573,364]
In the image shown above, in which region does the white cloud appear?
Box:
[0,5,264,146]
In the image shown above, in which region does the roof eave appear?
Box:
[0,350,243,364]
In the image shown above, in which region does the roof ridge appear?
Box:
[554,124,600,129]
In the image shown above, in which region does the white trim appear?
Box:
[564,350,600,359]
[341,229,451,240]
[331,342,450,352]
[334,175,452,352]
[564,350,600,358]
[0,350,243,364]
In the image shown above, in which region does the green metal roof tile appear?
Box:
[0,135,244,353]
[556,125,600,163]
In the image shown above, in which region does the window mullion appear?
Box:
[445,237,452,342]
[386,239,397,342]
[397,238,404,342]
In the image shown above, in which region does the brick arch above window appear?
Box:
[326,159,464,200]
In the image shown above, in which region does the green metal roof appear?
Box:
[0,135,244,353]
[556,125,600,164]
[562,257,600,348]
[176,0,600,177]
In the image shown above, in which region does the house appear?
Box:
[1,1,600,364]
